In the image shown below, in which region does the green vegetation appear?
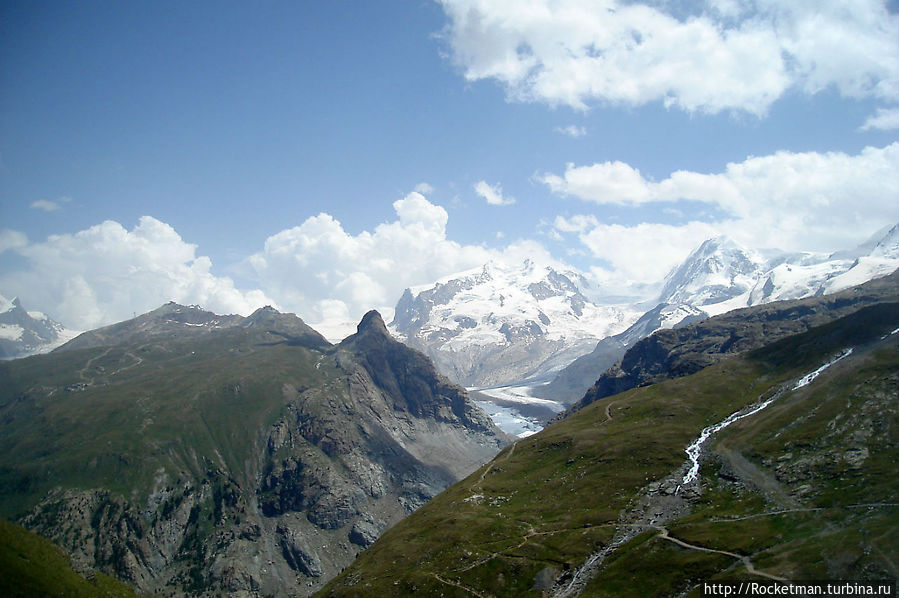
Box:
[0,518,139,597]
[319,305,899,596]
[0,326,331,519]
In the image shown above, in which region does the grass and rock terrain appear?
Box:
[318,303,899,597]
[0,517,140,597]
[0,304,508,595]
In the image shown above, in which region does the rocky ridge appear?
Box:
[573,269,899,412]
[0,304,509,596]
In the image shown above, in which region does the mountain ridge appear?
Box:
[0,303,509,595]
[0,293,75,359]
[538,223,899,403]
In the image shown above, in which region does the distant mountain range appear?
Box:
[6,222,899,400]
[0,293,76,359]
[389,260,640,387]
[538,222,899,403]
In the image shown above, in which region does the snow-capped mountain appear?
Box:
[389,259,640,387]
[538,223,899,404]
[663,224,899,319]
[0,294,76,359]
[656,236,769,315]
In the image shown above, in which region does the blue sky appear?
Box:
[2,0,898,337]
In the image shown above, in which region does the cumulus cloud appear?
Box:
[474,180,516,206]
[548,143,899,298]
[437,0,899,114]
[0,216,273,330]
[247,191,495,338]
[575,220,720,297]
[0,230,29,253]
[859,107,899,130]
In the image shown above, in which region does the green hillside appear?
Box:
[318,304,899,596]
[0,517,139,597]
[0,306,507,595]
[0,322,332,519]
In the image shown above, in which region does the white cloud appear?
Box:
[543,161,654,205]
[437,0,899,114]
[553,214,599,234]
[414,181,436,194]
[0,217,273,330]
[0,230,29,253]
[30,196,72,212]
[549,143,899,297]
[555,125,587,137]
[248,191,494,338]
[579,221,721,298]
[860,107,899,130]
[474,180,516,206]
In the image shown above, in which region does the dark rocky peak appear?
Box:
[340,311,393,352]
[356,310,389,336]
[339,310,494,431]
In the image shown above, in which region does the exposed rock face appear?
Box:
[278,523,323,577]
[1,305,509,596]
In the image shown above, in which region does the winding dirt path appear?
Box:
[656,526,787,581]
[78,347,112,384]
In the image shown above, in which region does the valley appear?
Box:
[1,230,898,597]
[470,382,566,438]
[319,301,899,597]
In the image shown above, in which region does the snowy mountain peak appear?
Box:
[0,293,74,359]
[657,235,767,312]
[870,223,899,259]
[389,258,640,386]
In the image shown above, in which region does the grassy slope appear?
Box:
[0,518,139,597]
[0,326,337,519]
[318,306,899,597]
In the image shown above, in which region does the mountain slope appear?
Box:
[317,302,899,597]
[0,517,139,598]
[0,305,508,595]
[574,269,899,412]
[390,260,638,387]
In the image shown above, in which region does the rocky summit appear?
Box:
[0,304,509,596]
